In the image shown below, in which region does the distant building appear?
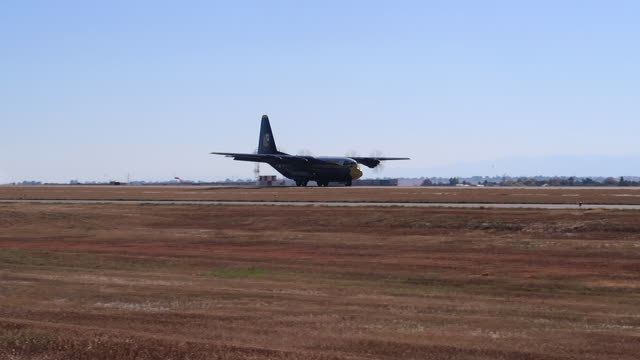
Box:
[398,179,424,187]
[353,179,399,186]
[257,175,286,186]
[18,181,42,185]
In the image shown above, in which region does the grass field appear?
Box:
[1,202,639,359]
[2,185,640,205]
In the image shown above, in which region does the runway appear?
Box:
[2,199,640,210]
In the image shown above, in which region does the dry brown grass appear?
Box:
[0,203,639,359]
[2,185,640,204]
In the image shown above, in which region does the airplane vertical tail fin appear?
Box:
[258,115,278,154]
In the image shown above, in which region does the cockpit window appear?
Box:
[343,160,356,166]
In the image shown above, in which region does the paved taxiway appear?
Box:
[2,199,640,210]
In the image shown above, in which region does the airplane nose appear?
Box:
[350,165,363,180]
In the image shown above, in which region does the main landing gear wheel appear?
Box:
[296,180,309,187]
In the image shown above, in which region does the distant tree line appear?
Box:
[421,176,640,187]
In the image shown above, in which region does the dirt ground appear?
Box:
[1,202,639,359]
[2,185,640,205]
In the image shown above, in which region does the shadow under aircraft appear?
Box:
[212,115,410,187]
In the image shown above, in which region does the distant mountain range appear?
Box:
[382,154,640,178]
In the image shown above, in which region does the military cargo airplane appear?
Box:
[211,115,409,187]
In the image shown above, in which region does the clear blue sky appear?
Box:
[1,1,639,182]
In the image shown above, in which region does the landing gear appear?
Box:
[295,180,309,187]
[316,180,329,187]
[345,178,352,187]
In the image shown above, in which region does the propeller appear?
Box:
[370,150,385,173]
[253,148,260,177]
[297,149,314,156]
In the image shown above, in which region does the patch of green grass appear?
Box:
[0,329,52,350]
[390,285,462,296]
[0,249,184,273]
[0,249,108,269]
[519,241,543,250]
[203,267,270,278]
[0,249,34,264]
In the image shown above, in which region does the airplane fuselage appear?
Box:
[270,157,363,186]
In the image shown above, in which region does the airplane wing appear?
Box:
[211,152,312,164]
[350,157,410,168]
